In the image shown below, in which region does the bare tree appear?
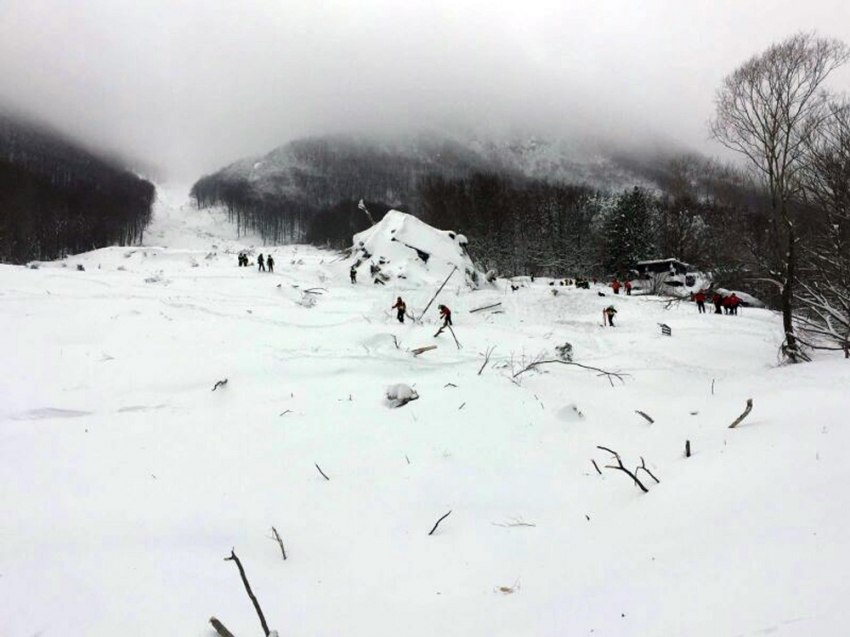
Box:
[710,32,850,362]
[797,100,850,354]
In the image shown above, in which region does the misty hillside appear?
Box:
[0,112,155,264]
[189,135,662,241]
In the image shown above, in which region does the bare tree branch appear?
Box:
[224,549,271,637]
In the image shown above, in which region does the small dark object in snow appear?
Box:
[659,323,672,336]
[77,264,85,271]
[212,378,228,391]
[597,291,605,297]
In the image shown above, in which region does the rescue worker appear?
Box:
[712,292,723,314]
[257,254,265,272]
[350,265,357,284]
[625,279,632,295]
[267,255,274,273]
[604,305,617,327]
[612,279,621,294]
[695,290,707,313]
[438,304,452,327]
[392,297,407,323]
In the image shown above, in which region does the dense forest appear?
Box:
[0,113,155,264]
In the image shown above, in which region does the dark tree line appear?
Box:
[0,113,155,264]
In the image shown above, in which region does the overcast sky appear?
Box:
[1,0,849,180]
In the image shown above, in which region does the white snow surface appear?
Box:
[351,210,480,287]
[2,187,850,636]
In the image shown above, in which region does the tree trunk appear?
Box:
[782,220,800,361]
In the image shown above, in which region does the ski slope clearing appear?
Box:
[1,196,849,636]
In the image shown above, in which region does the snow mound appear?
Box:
[350,210,482,287]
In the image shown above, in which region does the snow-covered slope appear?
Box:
[2,197,849,636]
[350,209,481,287]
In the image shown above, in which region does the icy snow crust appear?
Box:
[2,187,850,636]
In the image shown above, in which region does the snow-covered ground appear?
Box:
[2,188,849,637]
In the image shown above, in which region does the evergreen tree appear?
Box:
[602,187,656,274]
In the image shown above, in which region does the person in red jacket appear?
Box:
[438,304,452,327]
[728,293,740,315]
[695,290,707,313]
[611,279,621,294]
[392,297,407,323]
[624,279,632,296]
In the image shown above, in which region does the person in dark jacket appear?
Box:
[350,265,357,284]
[267,255,274,273]
[712,292,723,314]
[392,297,407,323]
[604,305,617,327]
[257,254,265,272]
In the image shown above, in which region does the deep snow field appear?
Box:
[2,188,849,637]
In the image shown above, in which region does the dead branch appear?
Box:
[597,446,649,493]
[411,345,437,356]
[209,617,236,637]
[428,510,452,536]
[478,346,495,375]
[635,410,654,424]
[636,457,660,484]
[224,549,271,637]
[458,402,466,410]
[271,526,287,560]
[591,459,602,475]
[303,287,328,294]
[444,383,457,388]
[470,302,502,313]
[420,266,457,320]
[212,378,228,392]
[728,398,754,429]
[278,410,292,416]
[314,463,330,481]
[513,359,628,386]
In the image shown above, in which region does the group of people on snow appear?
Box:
[237,252,274,273]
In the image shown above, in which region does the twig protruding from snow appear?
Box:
[271,526,287,560]
[315,463,330,481]
[224,549,271,637]
[728,398,754,429]
[212,378,228,391]
[597,446,650,493]
[428,510,452,536]
[635,410,654,424]
[209,617,236,637]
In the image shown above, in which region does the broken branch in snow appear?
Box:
[212,378,228,392]
[224,549,271,637]
[728,398,754,429]
[635,410,654,424]
[419,266,457,321]
[279,409,292,416]
[492,517,536,528]
[314,463,330,481]
[271,526,287,560]
[428,510,452,536]
[209,617,236,637]
[444,382,457,388]
[685,440,691,458]
[470,302,502,313]
[591,459,603,475]
[303,287,328,294]
[411,345,437,356]
[478,346,496,375]
[513,359,628,386]
[636,456,660,484]
[597,446,649,493]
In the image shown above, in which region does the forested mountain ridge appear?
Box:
[0,112,155,264]
[189,133,665,248]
